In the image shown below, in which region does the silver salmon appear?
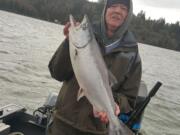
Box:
[69,15,134,135]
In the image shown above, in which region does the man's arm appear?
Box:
[113,54,142,113]
[48,39,73,82]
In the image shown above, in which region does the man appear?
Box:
[48,0,142,135]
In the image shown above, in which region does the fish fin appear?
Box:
[92,106,99,118]
[108,70,117,87]
[77,88,85,101]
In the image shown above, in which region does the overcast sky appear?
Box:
[89,0,180,23]
[137,0,180,9]
[133,0,180,23]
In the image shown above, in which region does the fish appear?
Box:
[68,14,134,135]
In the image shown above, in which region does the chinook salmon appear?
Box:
[69,15,133,135]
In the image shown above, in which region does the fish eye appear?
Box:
[81,23,88,30]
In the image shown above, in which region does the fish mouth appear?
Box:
[69,14,75,27]
[69,14,89,30]
[69,15,93,49]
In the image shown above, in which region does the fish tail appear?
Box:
[108,120,134,135]
[108,123,122,135]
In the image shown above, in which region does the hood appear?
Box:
[100,0,133,45]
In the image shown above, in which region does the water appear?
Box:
[0,10,63,111]
[0,10,180,135]
[139,44,180,135]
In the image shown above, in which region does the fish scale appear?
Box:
[69,14,134,135]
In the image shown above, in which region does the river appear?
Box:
[0,10,180,135]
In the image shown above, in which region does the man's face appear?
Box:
[105,3,128,31]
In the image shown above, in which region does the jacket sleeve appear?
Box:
[48,39,73,82]
[113,54,142,113]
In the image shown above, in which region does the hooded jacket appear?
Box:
[48,0,141,134]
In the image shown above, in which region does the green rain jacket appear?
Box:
[48,0,141,134]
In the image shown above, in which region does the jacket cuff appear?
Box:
[113,92,133,113]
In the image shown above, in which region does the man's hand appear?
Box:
[63,22,71,37]
[93,103,120,124]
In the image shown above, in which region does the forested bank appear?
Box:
[0,0,179,51]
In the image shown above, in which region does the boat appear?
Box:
[0,103,46,135]
[0,92,58,135]
[0,81,161,135]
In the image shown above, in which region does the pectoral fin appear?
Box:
[77,88,85,101]
[108,70,117,87]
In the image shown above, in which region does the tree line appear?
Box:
[0,0,179,51]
